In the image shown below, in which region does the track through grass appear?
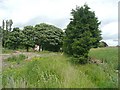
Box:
[2,47,118,88]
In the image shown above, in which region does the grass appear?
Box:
[5,54,27,64]
[5,54,26,62]
[89,47,118,70]
[2,48,34,54]
[2,47,118,88]
[2,48,15,54]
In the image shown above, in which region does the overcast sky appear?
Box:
[0,0,119,46]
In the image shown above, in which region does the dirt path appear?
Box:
[2,51,58,69]
[2,51,57,60]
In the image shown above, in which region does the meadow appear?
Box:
[2,47,118,88]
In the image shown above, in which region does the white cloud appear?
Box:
[102,39,118,46]
[101,22,118,36]
[100,21,118,46]
[0,0,119,46]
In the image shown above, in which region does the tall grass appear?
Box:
[5,54,26,64]
[89,47,118,70]
[2,48,14,54]
[88,47,118,87]
[2,47,118,88]
[3,54,96,88]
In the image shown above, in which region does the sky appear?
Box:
[0,0,119,46]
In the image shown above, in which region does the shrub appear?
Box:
[99,41,108,47]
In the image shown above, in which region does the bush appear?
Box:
[99,41,108,47]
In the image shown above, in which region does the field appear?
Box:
[2,47,118,88]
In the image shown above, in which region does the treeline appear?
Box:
[1,4,108,64]
[1,23,64,52]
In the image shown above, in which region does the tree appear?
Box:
[5,27,22,49]
[2,20,5,30]
[2,19,13,47]
[2,28,11,48]
[22,26,35,52]
[99,41,108,47]
[63,4,102,64]
[34,23,64,52]
[0,27,2,47]
[9,19,13,31]
[6,20,9,31]
[2,28,8,47]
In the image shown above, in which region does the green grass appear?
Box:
[5,54,27,64]
[89,47,118,70]
[2,48,15,54]
[2,48,34,54]
[2,47,118,88]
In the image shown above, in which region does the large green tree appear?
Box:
[22,26,35,52]
[6,20,9,31]
[8,19,13,31]
[5,27,22,49]
[2,20,5,30]
[2,19,13,48]
[0,27,2,48]
[34,23,64,52]
[63,4,102,64]
[2,29,10,48]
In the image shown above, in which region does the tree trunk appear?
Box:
[26,46,29,52]
[39,44,41,52]
[39,45,40,52]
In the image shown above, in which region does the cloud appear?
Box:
[102,39,118,46]
[101,22,118,38]
[14,16,69,30]
[102,21,118,33]
[0,0,119,46]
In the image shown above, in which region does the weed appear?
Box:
[2,47,118,88]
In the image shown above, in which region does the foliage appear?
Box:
[8,19,13,31]
[5,54,26,64]
[2,19,13,48]
[2,28,9,47]
[0,27,2,50]
[2,19,13,31]
[22,26,35,52]
[5,20,9,31]
[4,28,23,49]
[2,20,5,30]
[34,23,64,52]
[63,4,102,64]
[2,22,64,52]
[99,41,108,47]
[2,48,118,88]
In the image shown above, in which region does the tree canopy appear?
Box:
[1,4,103,57]
[63,4,102,64]
[2,22,64,52]
[34,23,64,52]
[4,27,23,49]
[22,26,35,52]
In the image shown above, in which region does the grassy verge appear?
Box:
[89,47,118,70]
[2,47,118,88]
[2,48,15,54]
[88,47,118,87]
